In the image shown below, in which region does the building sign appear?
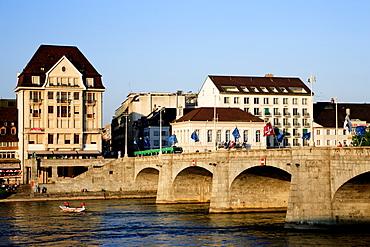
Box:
[0,163,21,169]
[30,128,43,132]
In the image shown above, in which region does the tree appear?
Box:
[352,130,370,146]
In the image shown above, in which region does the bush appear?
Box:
[0,189,10,199]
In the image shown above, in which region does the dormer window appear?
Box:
[40,67,45,71]
[289,87,307,93]
[280,87,288,93]
[62,66,66,72]
[32,76,40,85]
[260,87,269,92]
[86,78,94,87]
[0,127,5,135]
[221,86,239,92]
[250,86,259,92]
[270,87,278,93]
[240,86,249,92]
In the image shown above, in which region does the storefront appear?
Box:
[0,159,21,184]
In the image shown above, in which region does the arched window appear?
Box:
[11,127,16,135]
[0,127,6,135]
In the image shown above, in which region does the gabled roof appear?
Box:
[314,102,370,128]
[208,75,311,95]
[16,45,105,89]
[172,107,264,123]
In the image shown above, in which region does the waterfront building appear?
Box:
[197,75,313,147]
[171,107,265,153]
[313,102,370,146]
[14,45,105,183]
[111,91,197,157]
[0,99,20,184]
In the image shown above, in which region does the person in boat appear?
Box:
[64,202,70,207]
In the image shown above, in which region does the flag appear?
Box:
[277,134,285,143]
[355,126,367,137]
[225,141,230,149]
[232,127,240,140]
[263,122,275,137]
[302,132,311,140]
[133,139,139,149]
[168,134,178,146]
[229,140,235,148]
[144,137,151,147]
[191,131,199,142]
[343,115,352,132]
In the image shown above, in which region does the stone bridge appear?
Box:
[35,147,370,229]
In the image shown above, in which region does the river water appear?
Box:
[1,199,370,246]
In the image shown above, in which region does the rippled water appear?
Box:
[1,199,370,246]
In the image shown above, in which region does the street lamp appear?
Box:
[159,107,165,155]
[308,75,316,146]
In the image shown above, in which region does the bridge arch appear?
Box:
[332,171,370,224]
[172,166,213,203]
[135,167,160,191]
[229,166,291,212]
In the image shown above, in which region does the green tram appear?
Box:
[134,146,183,157]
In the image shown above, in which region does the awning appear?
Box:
[28,151,53,155]
[77,150,101,155]
[53,151,78,155]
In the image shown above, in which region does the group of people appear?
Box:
[34,185,47,193]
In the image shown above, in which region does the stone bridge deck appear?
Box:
[34,147,370,229]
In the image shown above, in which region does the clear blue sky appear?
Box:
[1,0,369,125]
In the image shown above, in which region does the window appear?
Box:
[243,130,248,142]
[207,130,212,142]
[273,98,279,104]
[293,108,298,116]
[244,108,249,113]
[274,118,279,125]
[48,106,54,114]
[234,97,239,104]
[283,118,289,126]
[260,87,269,92]
[293,98,298,105]
[264,108,270,115]
[263,98,269,104]
[0,127,5,135]
[74,92,79,100]
[293,139,299,146]
[48,92,53,99]
[302,118,309,127]
[254,98,259,104]
[32,109,41,117]
[256,130,260,142]
[240,86,249,92]
[65,140,70,144]
[273,108,279,116]
[11,127,16,135]
[250,86,259,92]
[224,97,229,104]
[270,87,278,93]
[326,130,330,135]
[283,108,289,116]
[327,140,330,146]
[293,118,299,126]
[154,131,159,136]
[316,129,320,135]
[254,108,260,115]
[86,78,94,87]
[217,130,221,142]
[57,106,70,117]
[74,134,79,144]
[32,76,40,85]
[48,134,53,144]
[283,98,288,104]
[225,130,230,142]
[302,108,308,117]
[244,97,249,104]
[317,140,321,146]
[302,98,308,105]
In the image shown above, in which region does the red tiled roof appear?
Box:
[208,75,311,95]
[16,45,105,89]
[173,107,264,123]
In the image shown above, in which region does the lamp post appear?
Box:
[331,97,338,145]
[124,114,128,157]
[159,107,165,155]
[308,75,316,146]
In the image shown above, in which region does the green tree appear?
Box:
[352,130,370,146]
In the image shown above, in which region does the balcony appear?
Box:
[283,113,291,117]
[57,99,72,104]
[303,113,310,118]
[85,100,97,105]
[283,123,291,128]
[293,123,300,128]
[293,113,300,118]
[31,98,42,104]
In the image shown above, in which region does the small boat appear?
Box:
[59,202,86,212]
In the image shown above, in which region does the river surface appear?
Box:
[1,198,370,246]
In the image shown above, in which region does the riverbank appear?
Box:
[0,190,157,202]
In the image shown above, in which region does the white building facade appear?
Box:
[197,75,313,147]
